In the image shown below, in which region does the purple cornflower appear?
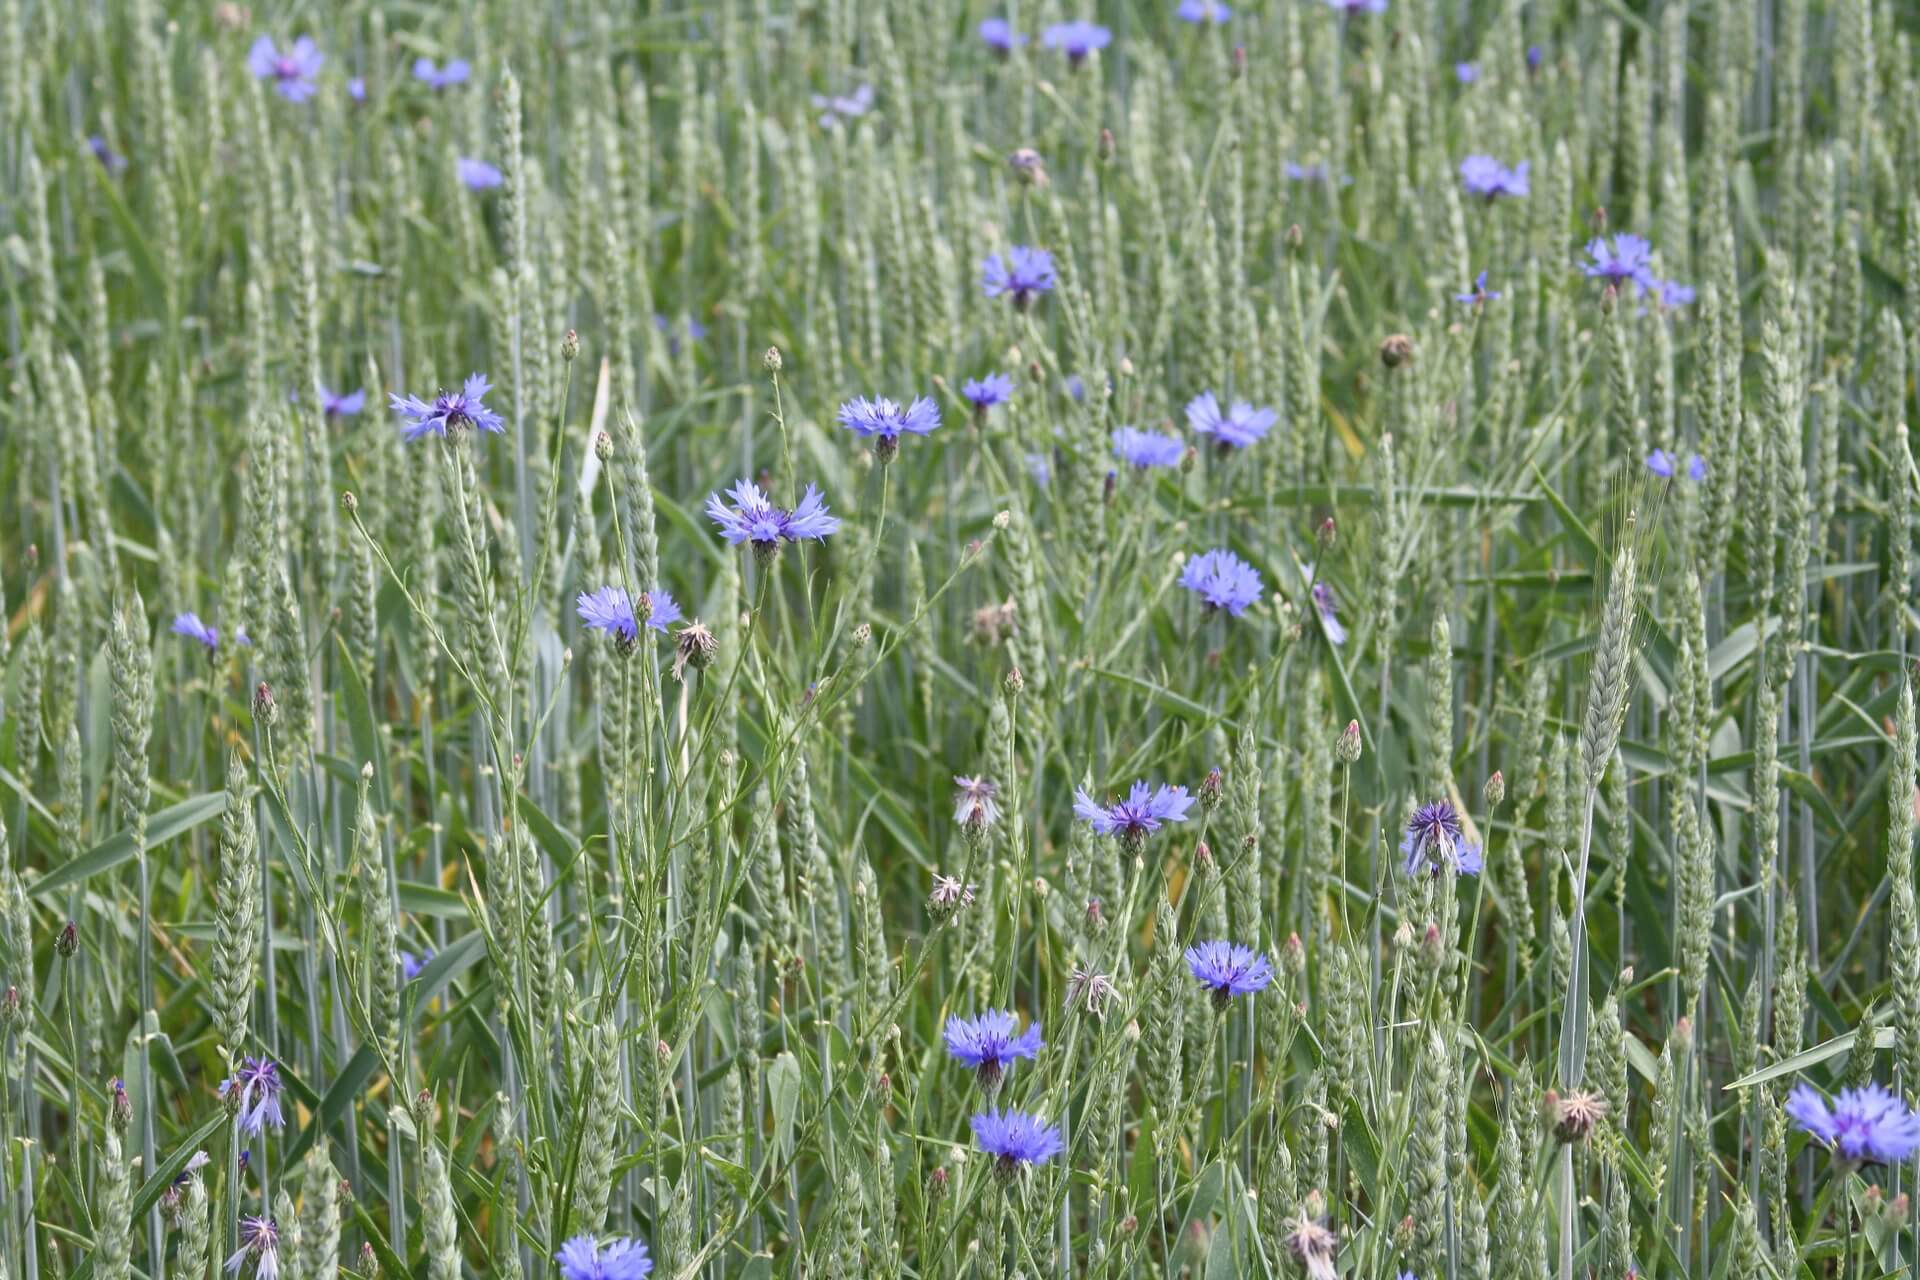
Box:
[1647,278,1696,308]
[982,246,1057,308]
[554,1235,655,1280]
[1687,454,1708,482]
[399,950,433,981]
[347,77,366,102]
[980,17,1027,52]
[247,36,323,102]
[1646,449,1675,479]
[1180,549,1264,617]
[1401,799,1483,875]
[1581,234,1656,287]
[837,395,941,462]
[1074,781,1195,848]
[172,613,221,654]
[1186,392,1277,449]
[458,157,504,191]
[1458,155,1530,200]
[389,374,506,442]
[319,385,366,418]
[412,57,472,89]
[944,1010,1045,1091]
[219,1057,286,1136]
[89,136,127,176]
[1026,452,1052,486]
[225,1216,281,1280]
[1527,45,1544,70]
[1787,1082,1920,1164]
[1185,940,1274,1009]
[653,314,707,357]
[1112,427,1185,469]
[706,478,841,559]
[1064,374,1087,402]
[1312,581,1347,645]
[1455,62,1479,83]
[1326,0,1389,12]
[953,776,1001,832]
[1178,0,1232,24]
[1042,21,1113,66]
[963,374,1015,415]
[811,84,873,129]
[1454,270,1500,305]
[1284,160,1332,182]
[971,1109,1065,1176]
[577,586,680,650]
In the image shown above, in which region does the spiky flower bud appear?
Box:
[562,329,579,362]
[55,920,77,957]
[253,681,277,726]
[1484,770,1505,808]
[764,346,783,373]
[1335,720,1362,764]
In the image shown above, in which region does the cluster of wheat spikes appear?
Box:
[3,0,1920,1276]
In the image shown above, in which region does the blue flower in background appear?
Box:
[963,374,1014,414]
[413,57,471,89]
[1454,270,1500,305]
[980,17,1027,52]
[1582,234,1656,288]
[1459,155,1529,199]
[248,36,323,102]
[982,246,1057,308]
[1111,427,1184,469]
[1042,21,1112,66]
[1180,549,1264,617]
[555,1235,654,1280]
[1177,0,1232,25]
[458,157,504,191]
[1075,781,1195,846]
[1186,392,1277,449]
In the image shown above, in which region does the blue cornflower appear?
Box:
[1647,278,1696,308]
[944,1010,1045,1091]
[390,374,506,442]
[1788,1082,1920,1164]
[1455,62,1479,83]
[1284,160,1334,183]
[980,17,1027,52]
[1459,155,1530,200]
[1185,940,1274,1009]
[399,950,433,981]
[811,84,873,129]
[247,36,323,102]
[1075,781,1195,848]
[458,157,504,191]
[1646,449,1675,479]
[412,57,471,89]
[653,314,707,356]
[577,586,680,651]
[225,1215,280,1280]
[1400,799,1483,876]
[837,395,941,462]
[172,613,221,655]
[89,136,128,176]
[1312,581,1347,645]
[320,385,366,418]
[1042,21,1112,65]
[347,77,366,102]
[1454,270,1500,305]
[1180,549,1264,617]
[707,479,840,560]
[219,1056,286,1137]
[1327,0,1389,12]
[1111,427,1185,469]
[1582,234,1656,288]
[1527,45,1544,70]
[1687,454,1707,482]
[963,374,1015,415]
[1178,0,1232,24]
[555,1235,654,1280]
[971,1109,1066,1177]
[982,246,1057,308]
[1025,452,1052,486]
[1186,392,1277,449]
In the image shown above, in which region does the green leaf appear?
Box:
[1723,1026,1892,1091]
[334,633,390,802]
[31,792,227,898]
[768,1050,802,1162]
[284,1043,382,1165]
[396,880,471,920]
